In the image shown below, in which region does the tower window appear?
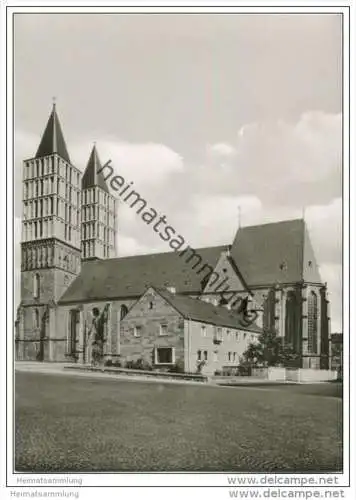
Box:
[34,309,40,329]
[33,273,40,299]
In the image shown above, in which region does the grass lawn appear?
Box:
[15,372,343,473]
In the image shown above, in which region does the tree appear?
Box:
[241,329,300,368]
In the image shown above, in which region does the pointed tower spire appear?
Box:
[82,144,109,193]
[35,102,71,162]
[81,144,117,260]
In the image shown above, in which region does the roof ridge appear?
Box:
[238,218,304,230]
[80,244,229,264]
[157,287,260,332]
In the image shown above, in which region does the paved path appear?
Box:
[15,362,212,387]
[14,361,294,388]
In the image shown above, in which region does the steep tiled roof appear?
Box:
[155,287,262,332]
[230,219,321,286]
[82,145,110,193]
[35,104,71,162]
[59,219,322,305]
[58,245,227,304]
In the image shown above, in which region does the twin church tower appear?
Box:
[20,104,117,324]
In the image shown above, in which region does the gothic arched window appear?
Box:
[263,289,275,332]
[307,291,318,354]
[34,308,40,328]
[285,291,297,346]
[120,305,128,320]
[33,273,40,299]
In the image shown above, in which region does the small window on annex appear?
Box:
[155,347,175,365]
[159,324,168,336]
[133,325,142,337]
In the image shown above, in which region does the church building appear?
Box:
[15,104,331,370]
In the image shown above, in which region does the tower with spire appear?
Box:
[18,103,83,361]
[81,144,117,260]
[16,103,118,361]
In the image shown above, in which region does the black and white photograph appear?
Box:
[2,2,355,500]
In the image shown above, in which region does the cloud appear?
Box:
[116,234,153,257]
[71,140,184,185]
[186,112,342,209]
[305,197,342,265]
[235,112,341,194]
[207,142,237,158]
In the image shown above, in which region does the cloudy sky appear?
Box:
[14,13,343,330]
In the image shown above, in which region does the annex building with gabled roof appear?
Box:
[15,104,331,370]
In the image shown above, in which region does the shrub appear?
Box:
[196,359,206,374]
[214,370,222,376]
[105,359,122,368]
[125,358,152,371]
[237,365,251,376]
